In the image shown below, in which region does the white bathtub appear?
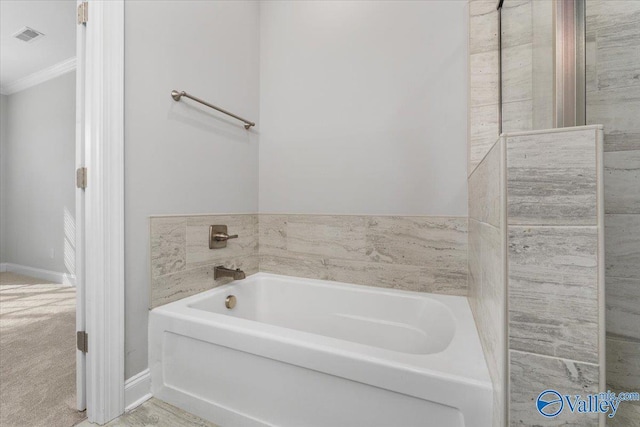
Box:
[149,273,492,427]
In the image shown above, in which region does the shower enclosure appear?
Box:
[498,1,640,425]
[499,0,586,132]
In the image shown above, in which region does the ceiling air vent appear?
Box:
[12,27,45,43]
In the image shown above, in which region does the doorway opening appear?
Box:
[0,1,85,426]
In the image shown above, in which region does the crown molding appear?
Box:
[0,56,76,95]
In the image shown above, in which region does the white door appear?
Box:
[75,0,87,411]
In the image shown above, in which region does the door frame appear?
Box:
[75,0,87,413]
[76,0,125,424]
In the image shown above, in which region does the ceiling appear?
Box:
[0,0,76,89]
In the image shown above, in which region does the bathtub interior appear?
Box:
[187,274,457,354]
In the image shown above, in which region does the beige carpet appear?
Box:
[0,272,85,427]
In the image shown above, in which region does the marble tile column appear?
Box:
[505,126,605,426]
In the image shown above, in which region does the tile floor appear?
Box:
[75,398,220,427]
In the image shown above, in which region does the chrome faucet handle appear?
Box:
[213,233,238,242]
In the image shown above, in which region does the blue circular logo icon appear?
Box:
[537,390,564,417]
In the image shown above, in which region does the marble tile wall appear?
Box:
[505,127,604,426]
[508,226,599,363]
[606,338,640,427]
[469,0,500,173]
[501,1,534,134]
[150,213,469,309]
[259,215,468,296]
[586,2,640,425]
[604,151,640,214]
[467,0,554,168]
[506,128,598,225]
[468,138,507,427]
[501,0,558,133]
[507,129,596,225]
[510,350,600,426]
[149,214,259,308]
[586,0,640,149]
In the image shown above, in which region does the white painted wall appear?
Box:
[124,0,469,380]
[124,0,260,378]
[0,72,76,274]
[258,1,469,215]
[0,94,6,263]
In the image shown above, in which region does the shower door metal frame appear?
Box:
[554,0,586,127]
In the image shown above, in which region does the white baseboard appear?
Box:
[125,369,152,411]
[3,263,76,286]
[0,263,6,272]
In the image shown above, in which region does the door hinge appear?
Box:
[77,331,88,353]
[76,167,87,189]
[77,2,88,25]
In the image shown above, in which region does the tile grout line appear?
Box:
[509,348,600,368]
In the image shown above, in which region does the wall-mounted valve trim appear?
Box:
[209,225,238,249]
